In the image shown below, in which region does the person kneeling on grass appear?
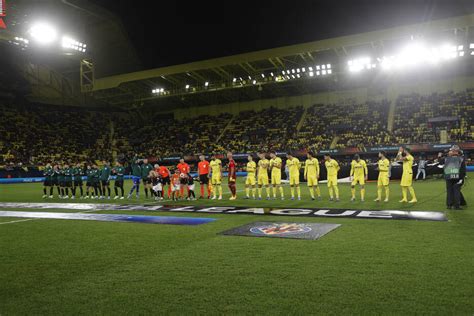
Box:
[186,173,196,200]
[149,170,163,201]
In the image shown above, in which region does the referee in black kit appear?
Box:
[437,145,467,210]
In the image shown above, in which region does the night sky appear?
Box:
[92,0,474,69]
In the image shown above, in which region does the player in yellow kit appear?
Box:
[257,152,271,200]
[286,152,301,200]
[304,151,321,200]
[209,154,223,200]
[245,154,257,199]
[350,154,368,202]
[374,151,390,202]
[324,154,340,201]
[269,151,284,200]
[397,147,417,203]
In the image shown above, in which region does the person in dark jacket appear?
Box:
[438,145,467,210]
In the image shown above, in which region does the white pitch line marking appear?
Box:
[0,208,103,225]
[0,218,40,225]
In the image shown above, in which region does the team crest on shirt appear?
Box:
[250,223,312,235]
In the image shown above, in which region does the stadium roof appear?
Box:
[91,14,474,109]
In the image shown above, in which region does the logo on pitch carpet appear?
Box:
[250,223,312,236]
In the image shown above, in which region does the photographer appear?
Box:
[437,145,467,210]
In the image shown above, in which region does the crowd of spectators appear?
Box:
[1,89,472,169]
[393,89,474,144]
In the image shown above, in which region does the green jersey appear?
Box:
[100,165,111,181]
[130,162,141,177]
[58,168,65,182]
[114,166,125,181]
[72,167,83,181]
[64,167,73,182]
[52,169,59,181]
[89,169,100,183]
[43,166,53,180]
[141,163,153,179]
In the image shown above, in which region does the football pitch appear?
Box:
[0,179,472,314]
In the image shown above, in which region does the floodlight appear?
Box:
[327,69,332,74]
[160,88,164,92]
[348,57,371,72]
[205,82,209,87]
[270,72,274,76]
[252,80,256,84]
[308,66,313,71]
[291,69,295,73]
[470,43,474,49]
[309,71,314,77]
[327,64,331,69]
[185,84,190,89]
[296,68,300,73]
[296,74,300,78]
[261,73,265,78]
[29,22,58,44]
[233,78,237,82]
[322,70,327,75]
[302,67,305,72]
[316,71,320,76]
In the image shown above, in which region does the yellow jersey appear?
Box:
[210,159,222,175]
[378,158,390,172]
[258,159,270,174]
[350,159,368,178]
[270,157,282,173]
[325,159,340,177]
[304,158,319,177]
[246,161,257,174]
[287,157,301,176]
[403,154,414,175]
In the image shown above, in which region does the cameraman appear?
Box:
[438,145,466,210]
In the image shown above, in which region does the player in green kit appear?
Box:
[100,160,112,199]
[58,164,65,199]
[63,163,73,199]
[52,164,60,198]
[84,164,93,199]
[90,164,100,199]
[141,158,154,199]
[128,156,142,199]
[72,163,84,199]
[112,161,125,199]
[42,163,54,198]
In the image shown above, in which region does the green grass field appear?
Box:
[0,178,473,315]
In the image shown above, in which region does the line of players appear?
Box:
[41,146,418,203]
[42,161,126,199]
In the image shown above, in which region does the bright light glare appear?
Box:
[29,22,58,44]
[348,57,371,72]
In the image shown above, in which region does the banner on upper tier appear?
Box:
[0,203,448,221]
[0,210,216,225]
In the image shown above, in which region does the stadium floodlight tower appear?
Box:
[28,22,58,45]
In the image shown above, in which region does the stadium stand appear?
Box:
[297,100,392,150]
[1,90,473,168]
[393,89,474,144]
